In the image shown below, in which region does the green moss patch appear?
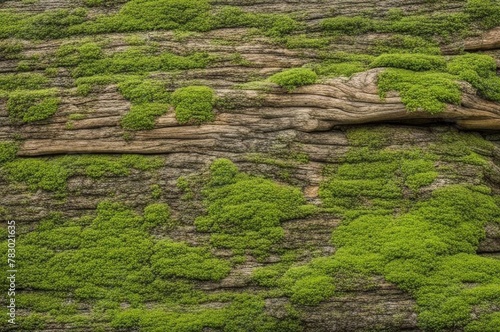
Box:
[377,69,461,114]
[376,53,500,114]
[0,2,305,41]
[117,78,169,105]
[310,52,375,78]
[195,159,315,260]
[6,89,60,123]
[118,78,170,131]
[1,0,499,42]
[372,35,441,55]
[110,293,301,331]
[321,16,375,35]
[0,8,88,40]
[56,41,103,67]
[447,53,500,102]
[2,155,164,194]
[0,40,23,59]
[380,13,469,38]
[0,73,48,91]
[143,203,172,229]
[279,265,336,305]
[3,158,69,192]
[73,0,212,34]
[271,128,500,331]
[55,41,213,82]
[284,35,330,49]
[370,53,446,72]
[172,86,215,125]
[0,142,18,164]
[214,6,304,38]
[3,201,230,327]
[465,0,500,29]
[151,240,230,281]
[320,13,470,38]
[121,103,168,131]
[269,68,318,92]
[0,1,211,39]
[319,184,500,331]
[0,67,51,116]
[72,49,213,77]
[1,197,302,331]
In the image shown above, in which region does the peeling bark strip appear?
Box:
[3,69,498,157]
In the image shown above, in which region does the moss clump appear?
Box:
[0,142,18,164]
[252,259,295,288]
[0,8,88,40]
[464,312,500,332]
[74,74,141,93]
[74,0,213,34]
[430,131,494,167]
[55,42,211,82]
[213,6,303,37]
[9,200,302,331]
[208,158,239,186]
[0,73,49,92]
[2,155,164,193]
[311,52,375,78]
[120,103,168,131]
[401,159,438,192]
[326,185,500,299]
[280,267,335,305]
[83,0,112,7]
[151,240,231,281]
[56,42,103,67]
[150,184,162,199]
[320,127,443,214]
[278,129,500,330]
[0,2,305,40]
[465,0,500,29]
[6,89,60,123]
[320,13,470,38]
[377,69,461,114]
[172,86,215,124]
[447,53,500,102]
[269,68,318,92]
[111,294,301,331]
[371,35,441,55]
[256,13,303,38]
[58,154,164,178]
[376,53,500,114]
[117,79,169,104]
[195,159,314,260]
[381,13,469,38]
[313,61,367,78]
[370,53,446,72]
[72,49,213,78]
[345,127,390,148]
[0,40,23,59]
[285,35,330,49]
[118,78,170,131]
[0,1,212,39]
[321,16,374,35]
[143,203,173,229]
[1,0,499,42]
[11,201,233,328]
[3,159,69,192]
